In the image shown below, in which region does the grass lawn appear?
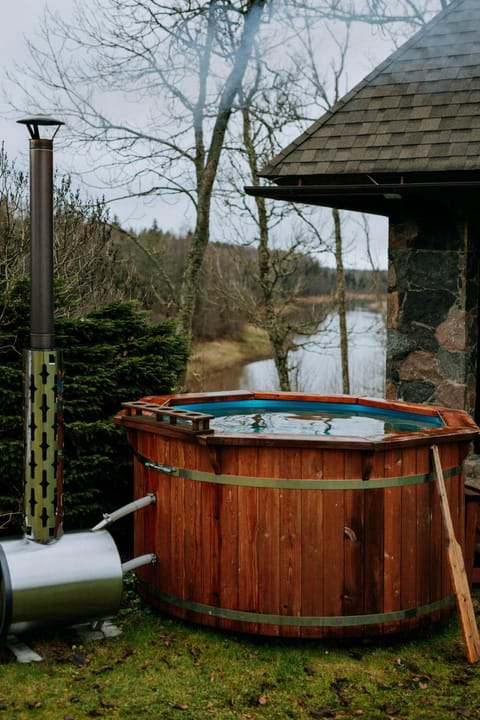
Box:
[1,587,480,720]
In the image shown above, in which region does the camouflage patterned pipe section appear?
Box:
[24,348,64,543]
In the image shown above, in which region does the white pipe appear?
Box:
[91,493,156,532]
[122,553,157,574]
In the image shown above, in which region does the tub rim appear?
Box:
[115,390,479,450]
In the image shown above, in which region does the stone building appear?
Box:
[247,0,480,427]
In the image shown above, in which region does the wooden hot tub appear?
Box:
[115,391,478,638]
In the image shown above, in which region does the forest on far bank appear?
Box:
[116,223,387,344]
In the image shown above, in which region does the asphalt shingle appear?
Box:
[260,0,480,181]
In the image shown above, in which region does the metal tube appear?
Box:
[91,494,156,531]
[20,121,64,544]
[29,138,54,350]
[121,554,157,574]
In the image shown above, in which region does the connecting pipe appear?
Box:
[91,493,156,532]
[122,554,157,574]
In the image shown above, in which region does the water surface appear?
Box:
[172,399,442,436]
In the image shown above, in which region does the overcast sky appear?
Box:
[1,2,66,159]
[0,0,423,269]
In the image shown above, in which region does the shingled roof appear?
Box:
[247,0,480,215]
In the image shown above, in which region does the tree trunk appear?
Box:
[272,342,291,391]
[177,0,267,347]
[332,207,349,394]
[242,96,292,391]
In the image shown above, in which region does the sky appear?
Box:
[0,0,431,270]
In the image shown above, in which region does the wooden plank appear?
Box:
[140,433,161,592]
[195,479,219,616]
[322,448,345,637]
[256,445,280,636]
[363,450,384,622]
[431,444,480,664]
[236,446,259,635]
[383,448,402,633]
[400,447,417,612]
[183,440,201,623]
[416,446,432,608]
[169,438,186,609]
[278,447,302,638]
[429,446,444,617]
[343,450,365,615]
[217,446,240,633]
[300,448,324,638]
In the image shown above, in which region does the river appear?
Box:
[239,307,386,397]
[193,307,386,397]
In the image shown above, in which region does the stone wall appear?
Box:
[386,212,480,417]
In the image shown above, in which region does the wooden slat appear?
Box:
[342,449,366,638]
[217,446,240,633]
[256,446,280,636]
[322,448,345,636]
[170,438,186,611]
[429,446,444,619]
[300,448,324,638]
[237,446,259,634]
[183,441,201,624]
[383,447,402,633]
[416,446,432,608]
[401,447,417,612]
[278,447,302,638]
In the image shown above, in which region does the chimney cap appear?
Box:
[17,116,64,140]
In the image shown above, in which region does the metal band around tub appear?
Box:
[133,452,462,490]
[137,579,455,628]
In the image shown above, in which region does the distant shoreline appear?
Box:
[185,295,386,392]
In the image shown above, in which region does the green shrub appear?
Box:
[0,285,188,549]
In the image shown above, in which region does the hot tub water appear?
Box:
[172,398,443,436]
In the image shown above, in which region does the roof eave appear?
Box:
[244,180,480,217]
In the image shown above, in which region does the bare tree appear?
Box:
[220,68,330,390]
[7,0,447,350]
[0,145,29,319]
[0,145,132,319]
[10,0,269,347]
[53,178,135,315]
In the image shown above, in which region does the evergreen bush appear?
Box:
[0,284,188,549]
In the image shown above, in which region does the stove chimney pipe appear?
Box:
[0,118,157,642]
[17,116,64,544]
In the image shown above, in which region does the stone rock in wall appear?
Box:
[438,346,465,385]
[407,251,459,293]
[387,329,415,360]
[398,380,436,403]
[397,350,442,383]
[401,288,456,328]
[464,454,480,491]
[435,308,466,351]
[433,379,466,410]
